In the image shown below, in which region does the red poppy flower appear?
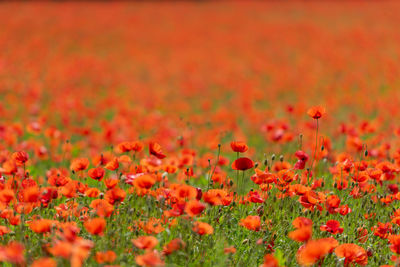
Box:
[185,200,206,217]
[230,141,248,153]
[149,142,166,159]
[320,220,343,235]
[88,167,105,181]
[337,205,352,216]
[231,157,254,171]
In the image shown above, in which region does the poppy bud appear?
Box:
[195,187,203,200]
[256,206,263,216]
[271,154,275,161]
[364,150,368,157]
[367,248,373,257]
[279,155,284,162]
[264,159,268,166]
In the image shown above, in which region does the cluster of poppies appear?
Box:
[2,1,400,266]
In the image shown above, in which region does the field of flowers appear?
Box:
[2,1,400,266]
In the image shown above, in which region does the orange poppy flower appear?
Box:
[8,214,21,226]
[293,217,313,228]
[61,181,77,198]
[185,200,206,217]
[11,151,29,166]
[230,141,248,153]
[140,218,165,234]
[289,226,312,243]
[118,141,144,153]
[149,142,166,159]
[0,189,15,204]
[389,234,400,254]
[260,254,279,267]
[48,174,70,187]
[135,251,164,267]
[1,160,17,175]
[105,157,119,171]
[297,238,338,266]
[104,178,119,189]
[117,141,133,153]
[334,243,368,266]
[105,187,126,204]
[224,246,237,254]
[132,236,158,250]
[239,215,261,231]
[134,175,156,190]
[202,189,230,206]
[31,258,57,267]
[173,184,198,200]
[289,217,313,242]
[70,158,89,172]
[131,141,144,152]
[85,188,100,198]
[22,186,40,202]
[162,238,185,255]
[0,241,25,265]
[95,251,116,264]
[0,225,10,236]
[307,106,326,119]
[192,221,214,235]
[29,219,56,234]
[48,240,73,260]
[84,217,106,236]
[90,199,114,217]
[231,157,254,171]
[356,227,368,243]
[251,169,275,185]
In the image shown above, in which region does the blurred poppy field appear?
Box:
[2,1,400,266]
